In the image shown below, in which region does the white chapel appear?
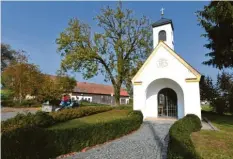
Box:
[132,10,202,119]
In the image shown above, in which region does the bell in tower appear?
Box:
[152,8,174,50]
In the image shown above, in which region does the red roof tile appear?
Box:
[74,82,129,97]
[46,74,129,97]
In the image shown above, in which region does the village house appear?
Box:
[47,75,130,105]
[70,82,130,105]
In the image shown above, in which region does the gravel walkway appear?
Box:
[62,120,174,159]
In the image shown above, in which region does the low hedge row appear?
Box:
[50,106,113,122]
[2,106,113,133]
[115,105,133,110]
[167,114,202,159]
[1,99,41,107]
[2,111,55,133]
[79,100,110,107]
[2,110,143,159]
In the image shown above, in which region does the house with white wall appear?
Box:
[70,82,130,105]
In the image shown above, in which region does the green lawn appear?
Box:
[201,105,213,112]
[192,112,233,159]
[49,109,129,130]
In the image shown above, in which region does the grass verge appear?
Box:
[191,112,233,159]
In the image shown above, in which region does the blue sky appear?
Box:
[2,1,226,84]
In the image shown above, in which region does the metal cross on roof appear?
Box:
[161,7,165,18]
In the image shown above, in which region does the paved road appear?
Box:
[1,110,37,121]
[63,120,174,159]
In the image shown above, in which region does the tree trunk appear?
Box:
[114,86,121,106]
[19,81,22,104]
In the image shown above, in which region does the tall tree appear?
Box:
[199,75,217,101]
[56,71,77,94]
[56,3,152,105]
[1,43,16,71]
[216,72,233,113]
[2,63,43,103]
[196,1,233,69]
[38,74,77,102]
[201,72,233,114]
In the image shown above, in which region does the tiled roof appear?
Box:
[46,75,129,96]
[152,18,174,30]
[73,82,129,97]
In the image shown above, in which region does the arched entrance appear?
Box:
[145,78,184,119]
[157,88,177,118]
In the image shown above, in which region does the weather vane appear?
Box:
[161,7,165,18]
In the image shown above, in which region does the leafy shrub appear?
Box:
[115,105,133,110]
[33,111,55,128]
[2,111,55,133]
[167,114,202,159]
[129,98,133,105]
[1,99,41,107]
[50,106,113,122]
[2,126,57,159]
[79,100,110,107]
[20,99,39,106]
[229,92,233,113]
[1,99,14,107]
[1,89,14,102]
[2,110,143,159]
[2,107,112,133]
[211,97,227,115]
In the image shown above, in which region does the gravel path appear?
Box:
[63,120,174,159]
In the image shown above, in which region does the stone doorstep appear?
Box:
[144,117,177,122]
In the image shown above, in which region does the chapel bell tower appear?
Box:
[152,8,174,50]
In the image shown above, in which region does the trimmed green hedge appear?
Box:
[1,111,55,133]
[2,126,56,159]
[50,106,113,122]
[114,105,133,110]
[2,110,143,159]
[167,114,202,159]
[48,111,143,156]
[2,106,112,132]
[80,100,110,107]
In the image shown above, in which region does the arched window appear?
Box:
[158,30,166,41]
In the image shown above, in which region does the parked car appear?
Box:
[41,100,80,112]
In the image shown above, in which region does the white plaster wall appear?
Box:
[153,24,174,49]
[70,94,93,102]
[136,46,196,83]
[145,78,184,119]
[133,85,145,111]
[120,97,130,104]
[133,44,201,119]
[183,82,201,119]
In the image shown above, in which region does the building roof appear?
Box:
[152,18,174,30]
[132,41,201,83]
[47,75,129,96]
[73,82,129,97]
